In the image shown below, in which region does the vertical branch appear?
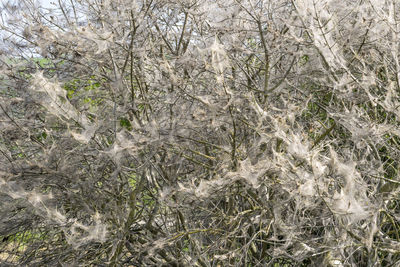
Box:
[58,0,71,25]
[229,106,237,171]
[257,20,270,103]
[176,11,188,55]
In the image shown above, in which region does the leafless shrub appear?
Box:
[1,0,400,266]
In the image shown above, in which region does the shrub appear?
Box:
[1,0,400,266]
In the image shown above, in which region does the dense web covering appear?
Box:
[1,0,400,266]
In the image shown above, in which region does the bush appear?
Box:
[1,0,400,266]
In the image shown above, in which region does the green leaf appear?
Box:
[119,117,132,131]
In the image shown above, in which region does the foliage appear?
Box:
[1,0,400,266]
